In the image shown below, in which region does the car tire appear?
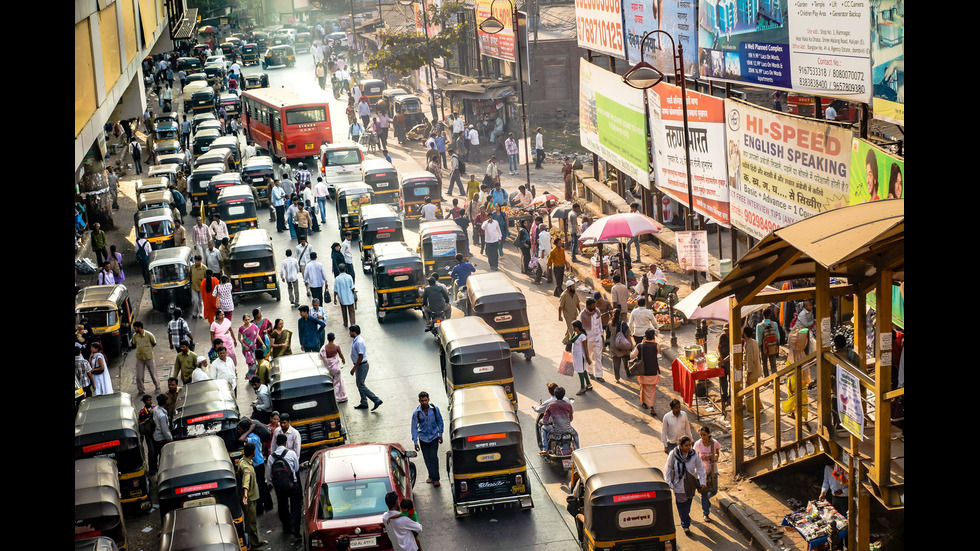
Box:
[409,462,417,488]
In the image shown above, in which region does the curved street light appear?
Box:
[479,0,533,196]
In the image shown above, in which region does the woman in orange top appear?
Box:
[201,269,220,324]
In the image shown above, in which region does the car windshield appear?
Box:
[326,150,360,166]
[317,477,392,520]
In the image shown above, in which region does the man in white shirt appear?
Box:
[420,196,438,220]
[537,227,552,259]
[482,215,502,270]
[515,185,533,209]
[381,491,423,551]
[271,414,302,459]
[303,252,328,304]
[452,112,465,141]
[209,214,229,245]
[628,298,659,343]
[467,125,480,164]
[534,127,545,168]
[205,241,223,274]
[266,432,303,537]
[661,399,693,453]
[279,249,301,307]
[191,355,212,382]
[314,177,330,223]
[340,232,356,282]
[211,347,238,396]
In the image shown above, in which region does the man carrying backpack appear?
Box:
[266,433,302,540]
[237,419,273,514]
[410,391,444,487]
[136,232,153,285]
[755,308,780,378]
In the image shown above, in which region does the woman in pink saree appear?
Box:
[318,332,348,402]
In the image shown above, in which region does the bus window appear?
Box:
[286,107,327,125]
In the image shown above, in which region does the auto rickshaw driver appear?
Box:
[421,275,451,333]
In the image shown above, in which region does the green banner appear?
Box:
[596,93,648,172]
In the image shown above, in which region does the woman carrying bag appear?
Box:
[609,308,633,382]
[629,328,661,415]
[568,320,593,395]
[664,435,707,535]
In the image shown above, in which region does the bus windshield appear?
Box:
[286,107,327,125]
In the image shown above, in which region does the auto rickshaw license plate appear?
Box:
[328,431,340,439]
[512,484,526,493]
[266,283,277,289]
[519,340,531,348]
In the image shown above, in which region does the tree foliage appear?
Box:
[367,1,466,75]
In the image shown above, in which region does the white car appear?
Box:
[205,54,231,72]
[328,32,348,48]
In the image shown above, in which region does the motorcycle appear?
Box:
[533,398,577,472]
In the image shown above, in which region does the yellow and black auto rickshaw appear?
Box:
[75,458,128,549]
[371,241,425,324]
[171,379,244,464]
[136,176,170,195]
[253,32,269,52]
[437,316,516,405]
[75,284,135,358]
[147,164,181,186]
[74,393,151,510]
[335,182,374,238]
[447,385,533,518]
[190,86,218,114]
[566,443,678,551]
[160,504,242,551]
[219,42,236,57]
[154,118,179,142]
[398,171,441,221]
[153,139,181,159]
[135,207,176,250]
[193,128,222,158]
[358,203,404,272]
[269,353,347,459]
[295,32,312,50]
[465,272,535,361]
[136,189,174,214]
[192,111,218,133]
[187,164,226,207]
[196,147,237,174]
[148,246,194,314]
[204,63,225,89]
[419,219,469,283]
[208,136,243,170]
[263,45,296,69]
[203,172,244,219]
[241,43,260,66]
[361,158,399,205]
[360,78,385,104]
[178,55,203,74]
[157,437,246,550]
[243,72,269,90]
[219,93,242,119]
[217,185,259,237]
[393,94,425,143]
[228,228,280,303]
[241,155,275,206]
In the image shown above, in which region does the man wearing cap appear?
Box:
[467,124,480,164]
[558,282,581,340]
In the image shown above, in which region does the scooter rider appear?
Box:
[421,275,452,331]
[449,254,476,306]
[534,384,578,453]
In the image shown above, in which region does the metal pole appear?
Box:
[420,0,440,121]
[350,0,359,73]
[513,3,532,195]
[677,42,698,290]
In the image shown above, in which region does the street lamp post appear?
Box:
[480,0,532,196]
[623,30,699,291]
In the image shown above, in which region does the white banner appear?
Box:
[575,0,626,59]
[837,364,865,440]
[675,231,709,272]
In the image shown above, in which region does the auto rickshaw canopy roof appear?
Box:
[136,177,171,193]
[359,203,400,226]
[400,170,437,184]
[74,392,140,447]
[466,272,527,312]
[336,181,374,197]
[449,385,520,440]
[269,352,336,400]
[243,155,275,170]
[135,207,175,224]
[420,219,465,239]
[148,164,179,177]
[138,189,174,207]
[572,443,666,489]
[157,436,237,492]
[362,158,397,176]
[372,242,421,267]
[217,185,256,202]
[148,246,194,271]
[208,173,243,186]
[75,457,123,521]
[160,504,241,551]
[76,284,130,311]
[230,228,273,253]
[173,379,239,425]
[438,317,512,365]
[194,128,222,141]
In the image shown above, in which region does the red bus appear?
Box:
[241,88,334,160]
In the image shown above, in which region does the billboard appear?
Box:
[849,139,903,204]
[476,0,516,62]
[725,99,851,240]
[575,0,626,59]
[870,0,904,124]
[580,60,650,188]
[697,0,872,103]
[624,0,698,77]
[648,82,730,226]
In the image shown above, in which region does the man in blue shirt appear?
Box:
[411,391,444,486]
[490,181,508,207]
[450,254,476,287]
[237,419,273,513]
[297,305,326,352]
[332,263,357,327]
[349,325,382,411]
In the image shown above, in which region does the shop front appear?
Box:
[444,81,518,152]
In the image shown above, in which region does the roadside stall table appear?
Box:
[781,500,847,550]
[671,355,725,420]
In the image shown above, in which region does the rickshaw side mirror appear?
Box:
[405,450,418,459]
[299,461,310,470]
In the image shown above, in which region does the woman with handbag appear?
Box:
[629,328,661,415]
[694,426,722,522]
[664,435,706,535]
[569,320,593,395]
[609,308,633,382]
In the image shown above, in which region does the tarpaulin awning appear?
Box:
[442,81,516,100]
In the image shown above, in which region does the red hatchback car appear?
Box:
[303,443,418,550]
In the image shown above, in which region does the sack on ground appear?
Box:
[557,350,574,376]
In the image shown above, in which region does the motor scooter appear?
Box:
[533,398,576,472]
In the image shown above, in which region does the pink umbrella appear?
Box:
[531,193,559,206]
[579,212,662,241]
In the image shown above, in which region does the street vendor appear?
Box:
[515,185,533,209]
[819,463,849,516]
